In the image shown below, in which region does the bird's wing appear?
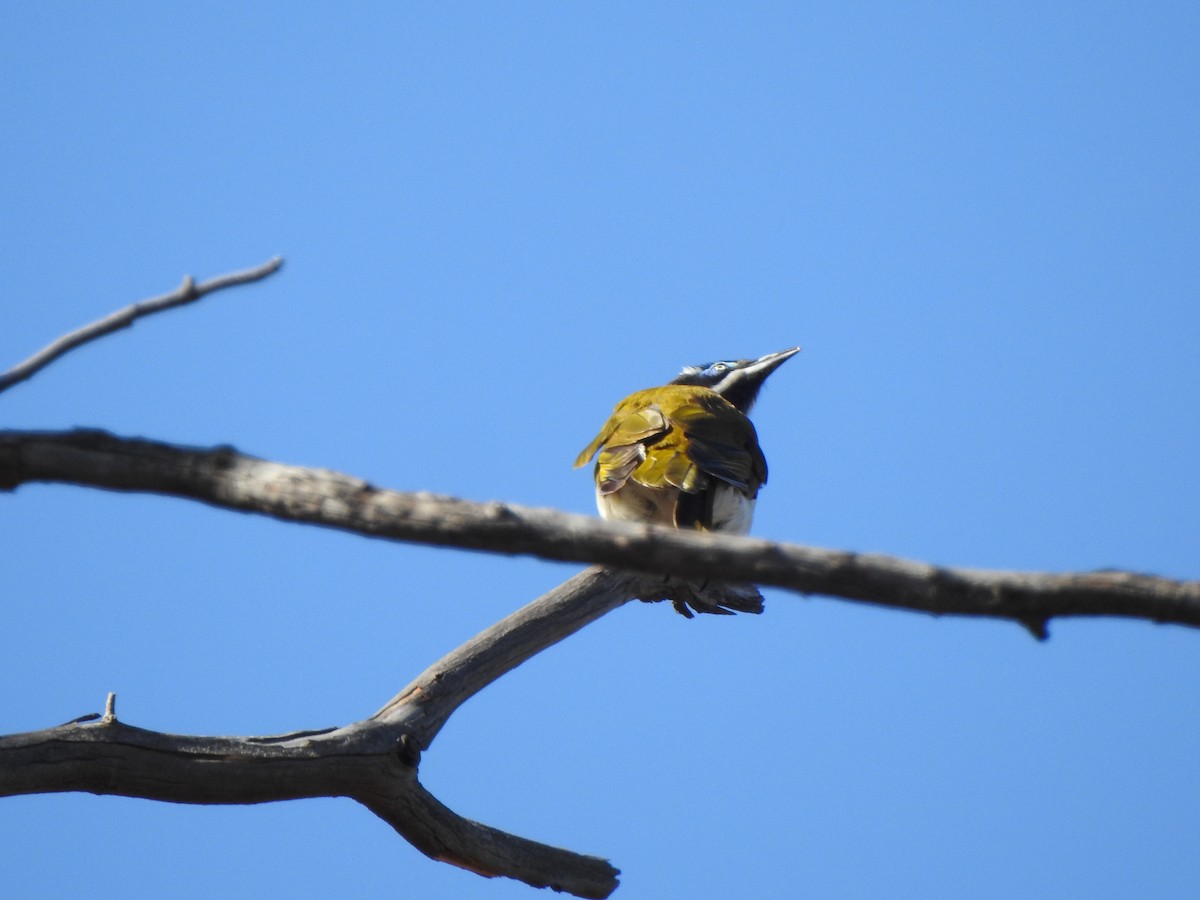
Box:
[577,399,674,495]
[595,442,646,494]
[573,429,610,469]
[575,386,766,499]
[666,396,768,494]
[628,423,703,493]
[574,391,663,468]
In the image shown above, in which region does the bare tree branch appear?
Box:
[2,428,1197,634]
[0,567,632,899]
[6,259,1199,895]
[0,256,284,395]
[373,566,638,745]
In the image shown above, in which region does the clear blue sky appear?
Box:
[3,4,1198,898]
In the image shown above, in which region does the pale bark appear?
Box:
[4,259,1198,898]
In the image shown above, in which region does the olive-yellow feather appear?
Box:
[574,385,766,528]
[573,347,799,616]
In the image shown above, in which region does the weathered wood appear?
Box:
[374,566,638,744]
[3,428,1197,633]
[5,259,1199,897]
[0,568,628,899]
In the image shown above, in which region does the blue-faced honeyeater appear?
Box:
[574,347,799,617]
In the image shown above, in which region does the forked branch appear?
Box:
[0,567,634,899]
[4,260,1199,898]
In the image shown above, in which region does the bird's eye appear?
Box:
[711,363,728,373]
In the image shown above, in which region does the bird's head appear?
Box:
[670,346,801,413]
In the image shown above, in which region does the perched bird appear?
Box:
[575,347,799,616]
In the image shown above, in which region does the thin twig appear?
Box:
[0,257,284,394]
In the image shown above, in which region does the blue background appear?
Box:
[3,4,1198,898]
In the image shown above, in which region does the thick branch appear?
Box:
[0,257,283,394]
[2,428,1197,634]
[0,569,629,899]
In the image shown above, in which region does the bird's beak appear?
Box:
[714,346,800,412]
[743,346,801,380]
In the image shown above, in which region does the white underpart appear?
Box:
[596,481,756,534]
[709,483,755,534]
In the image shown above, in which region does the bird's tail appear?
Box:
[641,578,764,618]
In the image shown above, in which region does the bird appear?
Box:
[574,347,799,617]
